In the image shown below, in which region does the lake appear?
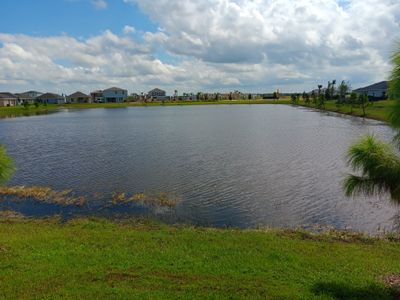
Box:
[0,104,398,233]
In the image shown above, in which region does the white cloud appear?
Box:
[1,0,400,93]
[91,0,107,9]
[128,0,400,89]
[123,25,136,34]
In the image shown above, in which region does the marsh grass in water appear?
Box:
[0,186,86,206]
[0,186,180,210]
[112,191,180,207]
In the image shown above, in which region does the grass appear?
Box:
[0,104,59,118]
[1,217,400,299]
[296,100,395,122]
[0,99,395,123]
[0,100,289,118]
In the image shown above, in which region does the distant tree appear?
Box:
[317,85,323,96]
[338,80,350,103]
[248,93,252,100]
[229,92,233,100]
[0,145,15,185]
[358,94,370,117]
[290,94,299,105]
[325,81,332,100]
[302,91,307,102]
[304,93,310,106]
[23,101,30,109]
[331,79,337,100]
[349,92,357,114]
[317,93,325,109]
[311,90,317,106]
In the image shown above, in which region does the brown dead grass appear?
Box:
[112,191,180,207]
[0,186,86,206]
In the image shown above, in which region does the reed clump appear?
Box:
[0,186,86,206]
[111,191,180,207]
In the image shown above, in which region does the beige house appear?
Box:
[67,91,91,103]
[0,93,18,107]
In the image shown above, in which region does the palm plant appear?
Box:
[389,44,400,145]
[344,136,400,203]
[0,145,15,185]
[344,44,400,202]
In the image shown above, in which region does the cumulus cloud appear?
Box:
[91,0,107,10]
[0,31,180,93]
[1,0,400,93]
[123,25,136,34]
[128,0,400,88]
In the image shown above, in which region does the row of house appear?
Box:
[0,87,167,107]
[0,81,390,107]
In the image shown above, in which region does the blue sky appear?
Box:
[0,0,399,94]
[0,0,156,37]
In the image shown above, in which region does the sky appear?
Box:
[0,0,399,95]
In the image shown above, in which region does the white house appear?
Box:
[0,93,18,107]
[147,88,166,99]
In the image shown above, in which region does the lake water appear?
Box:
[0,105,398,232]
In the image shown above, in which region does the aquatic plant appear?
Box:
[0,145,15,185]
[111,191,180,207]
[0,186,86,206]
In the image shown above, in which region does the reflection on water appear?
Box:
[0,105,398,233]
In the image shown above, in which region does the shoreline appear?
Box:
[0,99,394,123]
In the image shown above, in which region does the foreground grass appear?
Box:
[1,218,400,299]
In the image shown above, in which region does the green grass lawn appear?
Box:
[296,100,395,122]
[1,217,400,299]
[0,105,59,118]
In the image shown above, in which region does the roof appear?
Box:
[148,88,166,93]
[67,91,90,98]
[0,92,17,99]
[15,92,38,98]
[103,87,126,92]
[353,81,388,92]
[24,90,43,94]
[37,93,64,99]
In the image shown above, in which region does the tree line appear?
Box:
[290,80,372,117]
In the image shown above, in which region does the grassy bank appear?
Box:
[295,100,395,122]
[0,105,59,118]
[1,217,400,299]
[60,99,290,109]
[0,99,395,123]
[0,100,289,118]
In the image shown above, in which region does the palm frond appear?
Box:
[344,135,400,203]
[343,175,388,198]
[389,42,400,102]
[389,42,400,145]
